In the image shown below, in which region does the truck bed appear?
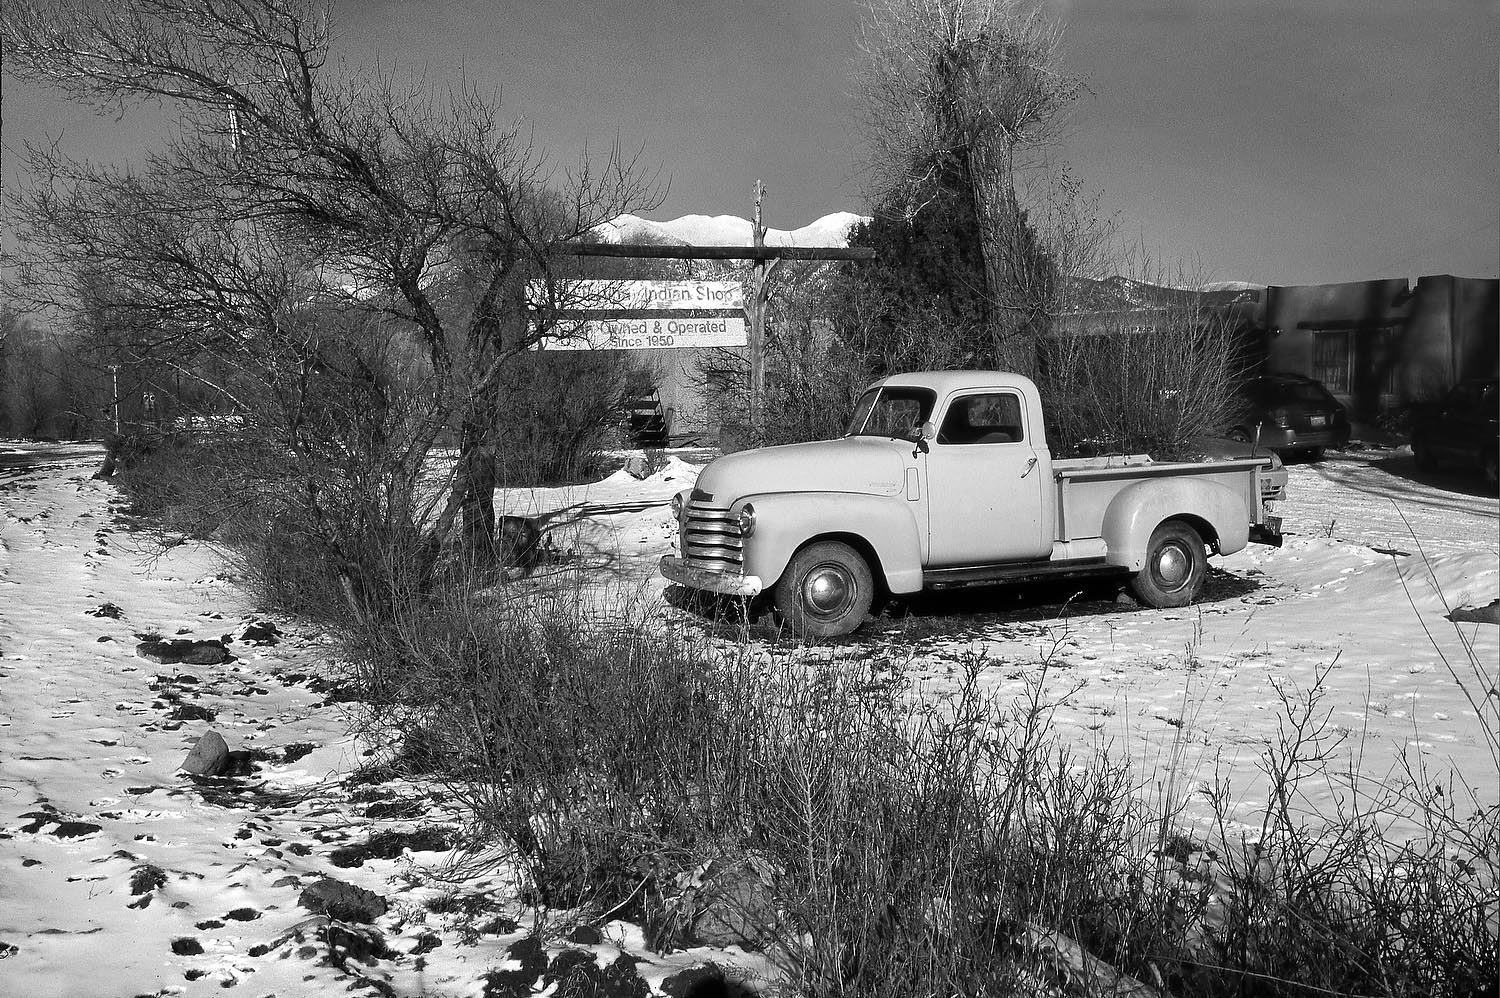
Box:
[1052,453,1284,545]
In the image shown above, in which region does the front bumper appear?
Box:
[659,555,764,598]
[1249,516,1284,548]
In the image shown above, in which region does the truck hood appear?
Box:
[693,437,909,503]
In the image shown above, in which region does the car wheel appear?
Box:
[1412,433,1436,471]
[1305,447,1326,462]
[1226,427,1251,444]
[774,540,875,638]
[1484,448,1498,494]
[1129,520,1208,609]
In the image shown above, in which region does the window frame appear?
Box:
[936,390,1028,446]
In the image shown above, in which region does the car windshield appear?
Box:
[845,386,937,440]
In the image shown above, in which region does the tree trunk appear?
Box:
[457,412,500,563]
[455,269,528,564]
[968,143,1054,377]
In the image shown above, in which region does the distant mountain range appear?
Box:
[588,214,1263,298]
[1060,275,1266,312]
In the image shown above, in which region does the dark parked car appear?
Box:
[1411,377,1498,492]
[1227,374,1351,460]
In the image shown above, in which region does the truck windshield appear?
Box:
[845,386,937,440]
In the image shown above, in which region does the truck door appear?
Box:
[923,390,1050,566]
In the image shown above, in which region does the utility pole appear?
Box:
[748,181,767,440]
[746,180,790,443]
[107,364,121,435]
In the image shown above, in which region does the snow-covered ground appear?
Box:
[0,446,758,997]
[1,442,1495,996]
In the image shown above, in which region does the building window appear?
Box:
[1312,330,1351,394]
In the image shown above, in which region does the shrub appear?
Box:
[338,574,1499,997]
[494,351,657,485]
[697,343,871,451]
[1039,290,1247,459]
[345,581,731,911]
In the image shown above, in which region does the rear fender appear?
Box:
[1101,479,1250,570]
[740,492,924,594]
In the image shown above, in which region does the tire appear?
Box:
[1226,427,1251,444]
[1412,433,1436,471]
[1128,520,1208,609]
[773,540,875,638]
[1304,447,1326,462]
[1483,448,1498,494]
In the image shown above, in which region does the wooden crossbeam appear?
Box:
[553,243,874,261]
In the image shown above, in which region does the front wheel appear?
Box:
[774,541,875,639]
[1129,520,1207,609]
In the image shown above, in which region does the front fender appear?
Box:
[740,492,924,594]
[1101,479,1250,571]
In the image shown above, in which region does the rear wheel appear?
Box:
[1226,427,1251,444]
[1304,447,1326,462]
[1129,520,1207,609]
[1483,448,1498,493]
[774,541,875,639]
[1412,433,1436,471]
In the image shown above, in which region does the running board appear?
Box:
[923,558,1128,591]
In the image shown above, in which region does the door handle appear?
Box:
[1021,456,1037,478]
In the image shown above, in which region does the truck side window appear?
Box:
[938,393,1025,445]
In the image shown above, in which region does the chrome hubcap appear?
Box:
[804,565,853,616]
[1156,544,1190,588]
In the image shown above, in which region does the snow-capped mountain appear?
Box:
[1057,274,1265,312]
[591,212,868,247]
[1198,280,1265,293]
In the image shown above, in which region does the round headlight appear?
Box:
[670,493,684,521]
[736,502,756,537]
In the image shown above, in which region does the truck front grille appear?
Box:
[1260,472,1286,503]
[681,498,744,571]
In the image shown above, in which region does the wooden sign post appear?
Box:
[553,185,874,443]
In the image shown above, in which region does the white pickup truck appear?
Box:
[660,371,1287,636]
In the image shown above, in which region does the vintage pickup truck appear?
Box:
[660,371,1287,636]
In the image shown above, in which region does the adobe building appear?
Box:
[1261,275,1498,422]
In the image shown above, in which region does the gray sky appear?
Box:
[3,0,1496,286]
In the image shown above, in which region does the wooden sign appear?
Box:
[532,280,747,350]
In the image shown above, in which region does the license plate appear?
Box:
[1309,415,1327,427]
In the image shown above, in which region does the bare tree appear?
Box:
[854,0,1080,370]
[1040,254,1251,458]
[2,0,661,593]
[0,308,18,436]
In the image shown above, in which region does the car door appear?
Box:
[922,390,1050,566]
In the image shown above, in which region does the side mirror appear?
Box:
[913,421,935,457]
